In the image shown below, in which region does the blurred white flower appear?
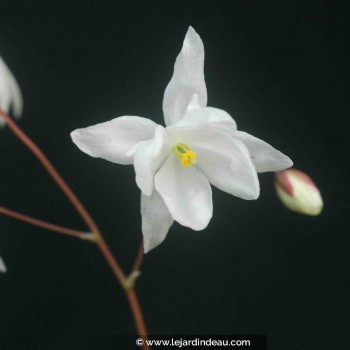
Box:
[71,27,292,252]
[275,169,323,216]
[0,55,23,126]
[0,255,7,273]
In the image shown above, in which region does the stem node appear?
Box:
[124,271,141,291]
[80,231,99,243]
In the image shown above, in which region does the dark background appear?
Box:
[0,1,349,349]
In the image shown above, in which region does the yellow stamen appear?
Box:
[173,143,197,167]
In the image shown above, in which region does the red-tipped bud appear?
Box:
[275,169,323,216]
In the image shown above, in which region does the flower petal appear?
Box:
[163,27,207,126]
[3,62,23,118]
[0,255,7,273]
[234,131,293,173]
[0,68,11,114]
[141,191,174,253]
[0,56,23,120]
[132,126,170,195]
[155,154,212,230]
[174,101,237,129]
[71,116,158,165]
[191,128,260,200]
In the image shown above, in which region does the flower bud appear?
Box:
[275,169,323,216]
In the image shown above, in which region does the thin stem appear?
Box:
[1,110,149,347]
[0,110,125,286]
[1,112,97,233]
[132,241,144,274]
[126,289,149,336]
[0,206,90,240]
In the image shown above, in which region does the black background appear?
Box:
[0,1,349,349]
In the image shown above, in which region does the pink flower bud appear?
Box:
[275,169,323,216]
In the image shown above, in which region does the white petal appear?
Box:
[141,191,174,253]
[0,72,11,114]
[155,154,212,230]
[3,64,23,118]
[192,129,260,200]
[163,27,207,126]
[132,126,170,195]
[0,255,7,273]
[234,131,293,173]
[71,116,158,165]
[0,56,23,119]
[174,102,237,129]
[0,78,10,126]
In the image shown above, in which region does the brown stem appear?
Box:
[132,241,144,274]
[1,111,97,234]
[1,110,150,347]
[126,288,148,336]
[0,206,91,239]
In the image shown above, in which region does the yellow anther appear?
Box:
[186,150,196,160]
[181,155,191,167]
[173,143,197,167]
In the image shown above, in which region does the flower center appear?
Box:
[172,143,197,167]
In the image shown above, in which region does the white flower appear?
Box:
[0,255,7,273]
[71,27,292,252]
[0,55,23,126]
[275,169,323,216]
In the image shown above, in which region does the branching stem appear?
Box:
[0,110,149,348]
[0,206,91,240]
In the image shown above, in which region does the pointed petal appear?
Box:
[3,63,23,118]
[163,27,207,126]
[155,154,212,230]
[141,191,174,253]
[192,128,260,200]
[174,101,237,129]
[132,126,170,195]
[0,255,7,273]
[234,131,293,173]
[71,116,158,165]
[0,56,23,120]
[0,65,11,113]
